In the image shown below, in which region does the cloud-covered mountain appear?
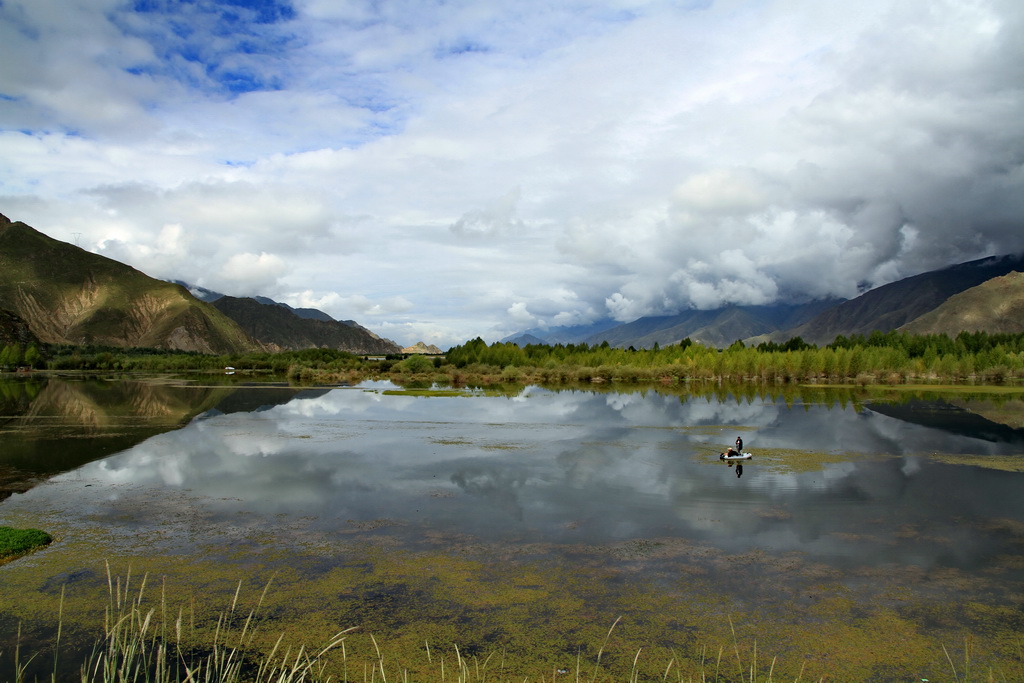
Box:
[506,255,1024,349]
[583,302,840,349]
[785,254,1024,345]
[505,302,835,349]
[502,333,548,347]
[500,321,620,346]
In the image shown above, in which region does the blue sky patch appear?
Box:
[115,0,299,96]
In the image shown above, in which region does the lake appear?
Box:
[2,375,1023,681]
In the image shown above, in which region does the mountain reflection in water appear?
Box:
[0,376,323,499]
[4,379,1023,577]
[866,398,1024,446]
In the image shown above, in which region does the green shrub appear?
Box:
[399,354,435,373]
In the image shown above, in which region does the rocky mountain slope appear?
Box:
[0,215,258,353]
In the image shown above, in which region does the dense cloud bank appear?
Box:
[1,0,1022,346]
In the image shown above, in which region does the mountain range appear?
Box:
[505,253,1024,349]
[778,254,1024,345]
[3,212,1023,354]
[0,214,400,355]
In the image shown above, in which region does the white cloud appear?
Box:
[2,0,1023,348]
[219,252,288,294]
[506,301,536,326]
[450,187,524,239]
[291,291,414,319]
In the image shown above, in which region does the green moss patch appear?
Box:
[0,526,52,562]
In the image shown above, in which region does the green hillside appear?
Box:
[0,215,259,353]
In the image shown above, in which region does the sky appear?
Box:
[1,0,1023,349]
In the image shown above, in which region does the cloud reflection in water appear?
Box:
[29,384,1024,574]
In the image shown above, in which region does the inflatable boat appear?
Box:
[719,451,752,461]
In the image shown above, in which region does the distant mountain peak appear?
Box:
[505,333,547,347]
[402,341,443,354]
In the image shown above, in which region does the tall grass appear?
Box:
[5,563,354,683]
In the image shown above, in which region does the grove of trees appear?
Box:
[442,330,1024,385]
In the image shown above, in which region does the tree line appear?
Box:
[3,329,1024,385]
[443,330,1024,384]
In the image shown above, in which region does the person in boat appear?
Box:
[721,436,744,459]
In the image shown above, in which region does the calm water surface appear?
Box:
[12,380,1021,562]
[2,376,1024,679]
